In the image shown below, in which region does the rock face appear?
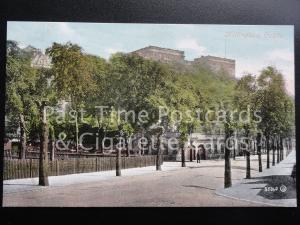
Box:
[131,46,235,78]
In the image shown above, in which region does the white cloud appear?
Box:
[236,57,295,96]
[266,49,294,62]
[57,22,76,36]
[106,48,120,54]
[17,42,27,49]
[176,38,206,56]
[102,47,124,59]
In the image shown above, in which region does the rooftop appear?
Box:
[196,55,235,63]
[132,45,185,55]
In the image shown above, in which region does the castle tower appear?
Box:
[131,46,185,64]
[193,55,235,78]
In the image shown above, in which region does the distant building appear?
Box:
[130,46,235,78]
[23,45,52,69]
[193,55,235,78]
[131,46,185,64]
[30,51,52,69]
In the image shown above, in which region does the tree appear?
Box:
[6,41,38,159]
[105,53,171,157]
[256,67,287,169]
[233,74,257,178]
[46,42,95,152]
[84,54,109,153]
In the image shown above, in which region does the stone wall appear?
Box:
[130,46,236,78]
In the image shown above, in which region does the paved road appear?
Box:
[3,154,274,207]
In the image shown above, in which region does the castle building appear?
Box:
[23,45,52,69]
[131,46,185,64]
[193,56,235,78]
[30,50,52,69]
[131,46,235,78]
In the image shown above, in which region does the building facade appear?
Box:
[131,46,185,64]
[193,56,235,78]
[130,46,235,78]
[30,50,52,69]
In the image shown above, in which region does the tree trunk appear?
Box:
[277,137,280,163]
[266,136,270,169]
[245,150,251,179]
[224,139,232,188]
[245,136,251,179]
[244,129,251,179]
[125,136,130,157]
[280,137,283,161]
[257,133,262,172]
[181,144,186,167]
[233,144,236,160]
[224,127,232,188]
[233,132,237,160]
[116,147,121,176]
[19,113,27,159]
[39,103,49,186]
[272,137,275,166]
[75,110,79,153]
[50,139,55,161]
[156,134,162,170]
[98,127,103,153]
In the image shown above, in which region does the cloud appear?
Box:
[57,22,76,36]
[17,42,27,49]
[105,48,120,54]
[266,49,294,62]
[102,47,124,59]
[236,58,295,96]
[176,38,206,56]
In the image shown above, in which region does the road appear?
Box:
[3,155,273,207]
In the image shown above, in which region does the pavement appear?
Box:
[3,162,182,194]
[2,151,296,207]
[215,150,297,207]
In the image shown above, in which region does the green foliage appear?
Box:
[255,66,293,137]
[6,44,40,138]
[46,42,95,106]
[6,40,295,148]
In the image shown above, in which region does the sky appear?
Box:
[7,22,295,96]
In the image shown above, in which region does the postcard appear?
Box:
[3,22,296,207]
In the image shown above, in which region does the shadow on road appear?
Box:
[182,185,216,190]
[187,165,259,171]
[4,183,37,186]
[246,174,296,200]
